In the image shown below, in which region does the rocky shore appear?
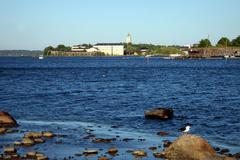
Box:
[1,111,239,160]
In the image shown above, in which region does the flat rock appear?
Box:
[92,138,115,143]
[26,151,37,158]
[145,108,173,120]
[0,111,18,127]
[132,150,147,157]
[34,138,45,143]
[24,132,42,138]
[0,128,6,134]
[83,150,98,156]
[42,131,55,138]
[108,147,118,155]
[4,147,17,155]
[153,152,165,158]
[22,137,35,146]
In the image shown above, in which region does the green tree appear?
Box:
[217,37,231,47]
[199,39,212,48]
[56,44,71,51]
[231,35,240,47]
[43,46,54,56]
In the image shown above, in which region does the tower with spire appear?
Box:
[126,33,132,44]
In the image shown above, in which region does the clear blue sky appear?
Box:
[0,0,239,50]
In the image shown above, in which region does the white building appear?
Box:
[71,45,86,52]
[86,47,99,52]
[94,43,124,56]
[126,33,132,44]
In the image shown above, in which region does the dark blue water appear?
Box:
[0,57,240,158]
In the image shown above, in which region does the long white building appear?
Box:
[94,43,124,56]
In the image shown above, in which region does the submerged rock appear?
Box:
[92,138,115,143]
[149,146,157,151]
[145,108,173,120]
[98,157,109,160]
[0,111,18,127]
[157,131,169,136]
[161,134,236,160]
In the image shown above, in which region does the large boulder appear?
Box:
[0,111,18,127]
[145,108,173,120]
[160,134,236,160]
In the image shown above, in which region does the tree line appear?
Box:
[199,35,240,48]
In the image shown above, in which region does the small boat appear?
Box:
[39,55,44,60]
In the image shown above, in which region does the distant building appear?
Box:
[94,43,124,56]
[86,47,99,53]
[169,54,182,58]
[140,48,149,54]
[126,33,132,44]
[71,45,87,52]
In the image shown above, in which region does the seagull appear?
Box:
[179,124,191,133]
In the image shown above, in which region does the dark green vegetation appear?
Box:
[124,44,185,56]
[199,39,212,48]
[44,44,71,56]
[198,35,240,48]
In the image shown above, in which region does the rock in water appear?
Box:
[145,108,173,120]
[0,111,18,127]
[161,134,236,160]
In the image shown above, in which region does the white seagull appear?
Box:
[179,124,191,133]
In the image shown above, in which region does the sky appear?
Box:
[0,0,240,50]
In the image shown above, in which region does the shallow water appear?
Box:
[0,57,240,159]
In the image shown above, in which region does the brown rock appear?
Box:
[98,157,109,160]
[163,140,172,148]
[22,137,35,146]
[14,141,22,146]
[157,131,169,136]
[92,138,115,143]
[4,147,17,155]
[24,132,42,138]
[132,150,147,157]
[34,138,45,143]
[220,148,230,155]
[10,153,20,159]
[83,150,98,156]
[149,146,157,151]
[0,111,18,127]
[42,131,55,138]
[26,151,37,158]
[153,152,165,158]
[108,147,118,155]
[37,156,49,160]
[145,108,173,120]
[0,128,6,134]
[162,134,235,160]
